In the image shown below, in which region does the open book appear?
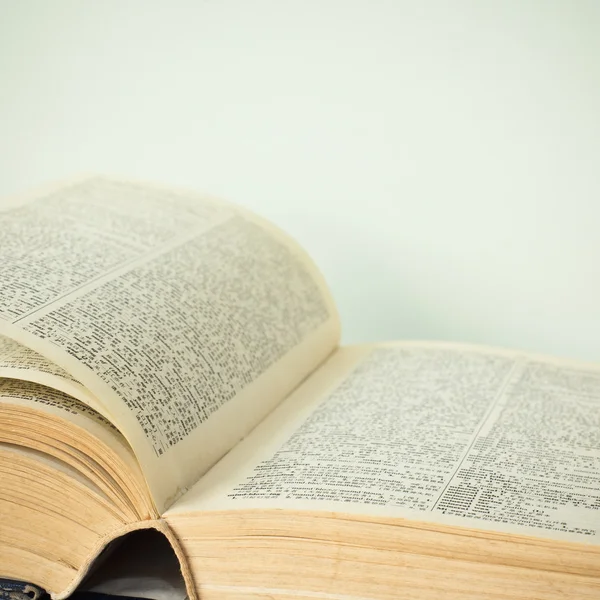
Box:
[0,177,598,600]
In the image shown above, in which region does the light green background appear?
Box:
[1,1,598,360]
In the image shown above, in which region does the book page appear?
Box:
[0,177,340,513]
[0,334,103,412]
[171,342,600,546]
[0,378,135,471]
[0,378,153,519]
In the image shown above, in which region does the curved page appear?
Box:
[0,334,104,412]
[0,177,340,512]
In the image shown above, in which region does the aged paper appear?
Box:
[0,335,103,412]
[172,342,600,545]
[0,177,340,512]
[0,378,152,517]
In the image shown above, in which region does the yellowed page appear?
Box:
[0,378,137,476]
[0,334,103,412]
[0,378,153,518]
[0,177,340,513]
[169,341,600,547]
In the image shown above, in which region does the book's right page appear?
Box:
[168,341,600,546]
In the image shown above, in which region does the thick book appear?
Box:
[0,176,598,600]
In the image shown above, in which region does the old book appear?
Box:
[0,176,598,600]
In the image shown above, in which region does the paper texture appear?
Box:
[0,335,102,411]
[0,177,340,512]
[173,343,600,545]
[0,378,135,471]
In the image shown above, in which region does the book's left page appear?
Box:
[0,176,340,513]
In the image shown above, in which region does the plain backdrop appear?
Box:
[1,0,599,360]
